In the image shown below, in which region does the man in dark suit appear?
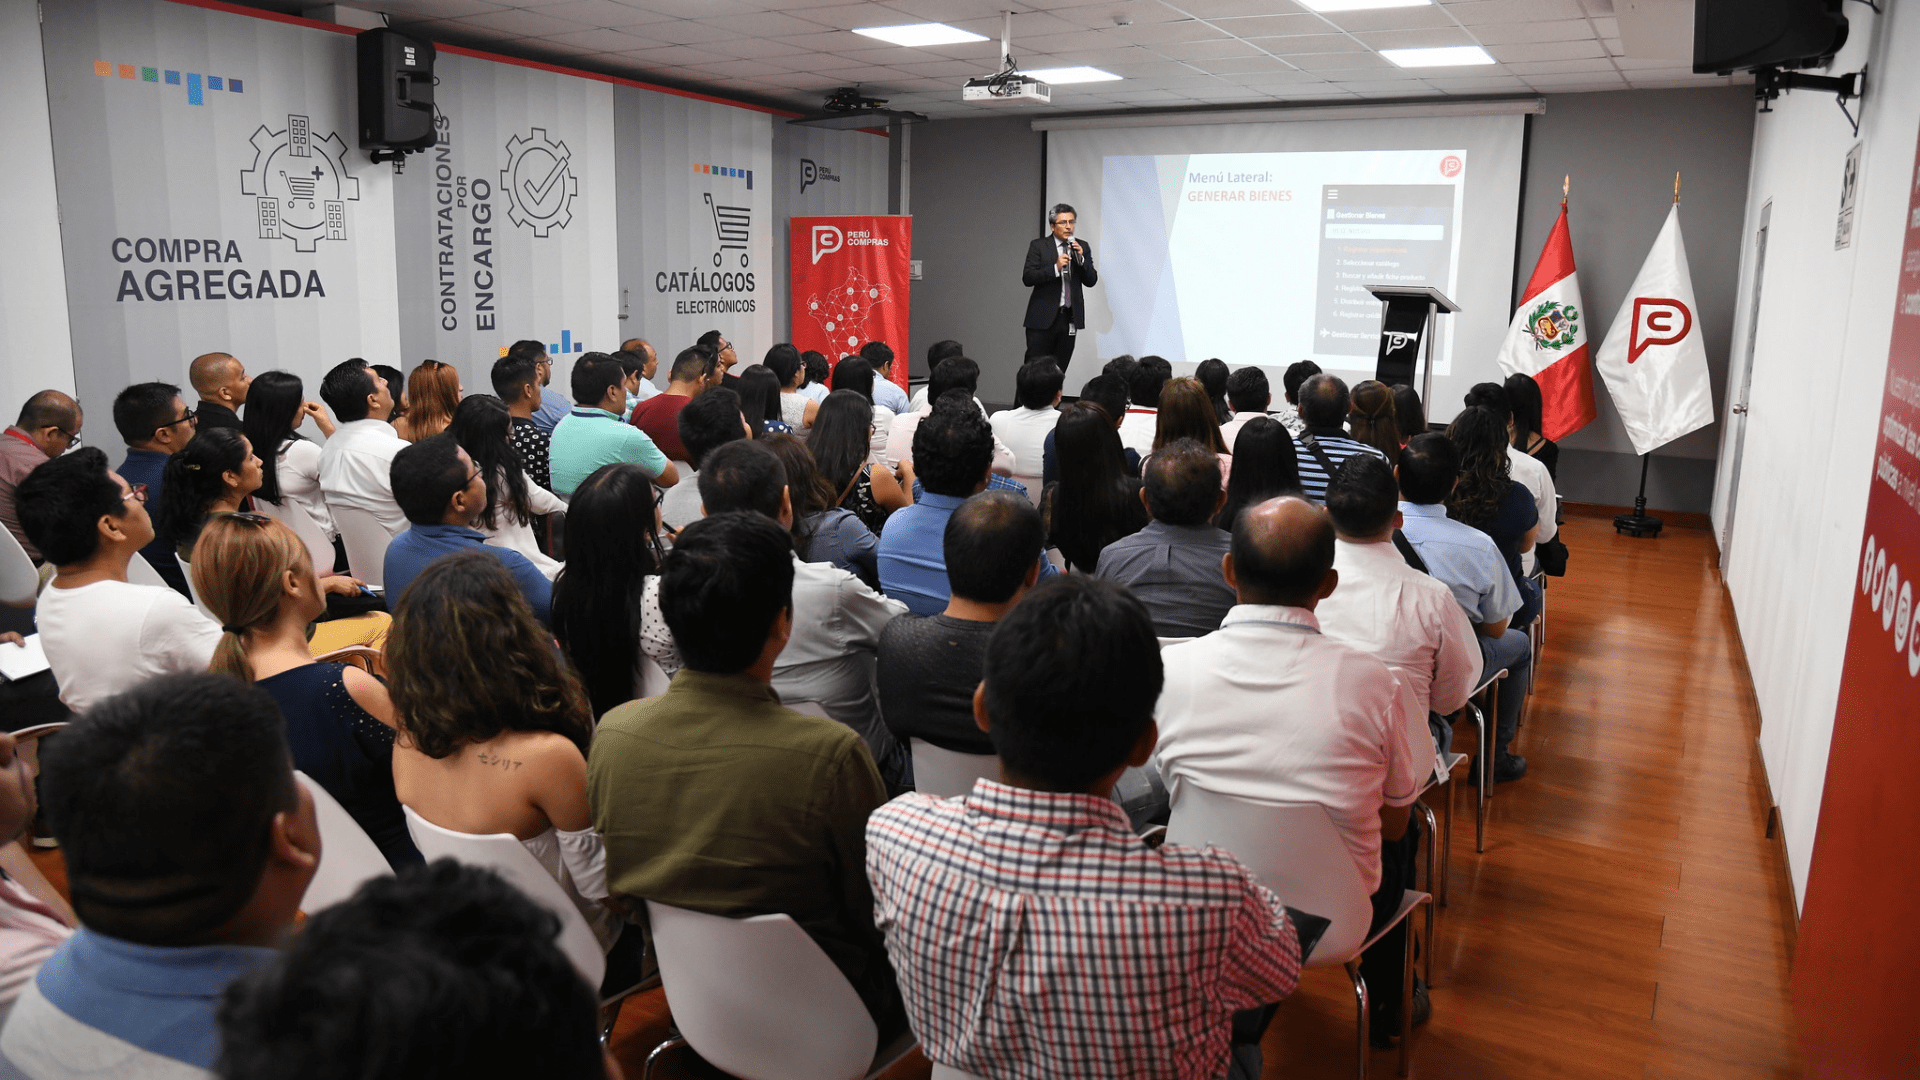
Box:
[1022,203,1098,365]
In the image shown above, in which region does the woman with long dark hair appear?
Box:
[764,344,820,431]
[449,394,565,578]
[1448,405,1538,623]
[1347,379,1403,458]
[1390,383,1426,444]
[832,355,894,461]
[763,433,879,587]
[1504,372,1559,480]
[1214,417,1303,530]
[1043,401,1148,572]
[811,389,909,533]
[242,370,335,559]
[800,350,831,403]
[156,427,262,561]
[1150,377,1231,488]
[1195,358,1233,425]
[736,364,793,437]
[549,462,674,718]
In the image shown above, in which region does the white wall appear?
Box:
[1712,0,1920,906]
[0,0,77,412]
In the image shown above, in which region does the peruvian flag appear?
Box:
[1495,205,1596,440]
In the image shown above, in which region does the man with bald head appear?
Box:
[619,338,661,405]
[1155,495,1426,1043]
[187,352,251,432]
[1,391,82,561]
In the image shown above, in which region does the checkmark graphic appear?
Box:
[522,152,568,207]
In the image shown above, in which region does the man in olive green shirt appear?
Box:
[588,511,899,1028]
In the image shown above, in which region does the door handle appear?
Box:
[1731,403,1748,415]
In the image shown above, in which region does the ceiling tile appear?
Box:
[1108,20,1232,45]
[1168,0,1309,17]
[1265,34,1370,53]
[1422,73,1530,88]
[1351,27,1479,49]
[703,10,838,36]
[451,8,593,36]
[357,0,511,19]
[1280,50,1393,70]
[1208,13,1336,38]
[1522,71,1626,88]
[1501,56,1615,73]
[1191,55,1292,75]
[1485,39,1608,62]
[528,0,678,28]
[1335,79,1437,93]
[700,36,816,59]
[1014,30,1122,52]
[535,27,661,50]
[622,0,770,17]
[1471,20,1599,44]
[612,43,734,65]
[1319,4,1461,32]
[1441,0,1587,23]
[1148,38,1262,61]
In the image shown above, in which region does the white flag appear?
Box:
[1594,204,1716,456]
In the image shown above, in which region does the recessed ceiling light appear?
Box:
[1299,0,1432,11]
[1381,45,1497,67]
[1024,66,1124,84]
[851,23,989,48]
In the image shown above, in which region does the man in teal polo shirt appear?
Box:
[549,353,678,497]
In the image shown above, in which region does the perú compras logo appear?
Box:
[811,225,842,265]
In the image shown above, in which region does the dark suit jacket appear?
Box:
[1022,235,1097,329]
[194,401,242,432]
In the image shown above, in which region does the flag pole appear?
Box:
[1614,173,1678,539]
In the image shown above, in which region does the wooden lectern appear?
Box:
[1365,285,1459,413]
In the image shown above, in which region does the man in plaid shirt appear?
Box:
[867,576,1300,1079]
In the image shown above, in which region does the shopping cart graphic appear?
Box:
[280,169,319,209]
[703,191,751,268]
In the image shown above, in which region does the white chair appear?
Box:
[1157,636,1194,648]
[639,656,671,698]
[331,507,394,589]
[910,738,998,797]
[1165,782,1432,1080]
[642,901,917,1080]
[124,552,168,589]
[296,771,393,915]
[931,1067,989,1080]
[177,554,216,621]
[0,524,38,607]
[255,495,335,576]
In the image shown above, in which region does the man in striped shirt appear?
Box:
[867,576,1300,1080]
[1293,373,1387,503]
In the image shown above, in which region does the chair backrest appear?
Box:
[11,723,66,786]
[1157,636,1193,648]
[931,1067,990,1080]
[1163,781,1374,967]
[645,901,877,1080]
[254,495,334,575]
[313,645,386,679]
[639,656,671,698]
[124,552,168,589]
[402,805,605,988]
[910,738,998,798]
[331,507,392,588]
[0,523,37,607]
[177,554,216,621]
[296,771,393,915]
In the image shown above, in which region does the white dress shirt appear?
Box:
[35,579,222,714]
[869,405,897,464]
[477,469,567,579]
[1118,407,1158,459]
[274,437,334,539]
[988,405,1058,504]
[770,556,909,769]
[318,418,409,536]
[884,405,1016,475]
[1155,604,1421,892]
[1317,537,1482,747]
[1507,445,1557,574]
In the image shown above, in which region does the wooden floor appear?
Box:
[608,513,1804,1079]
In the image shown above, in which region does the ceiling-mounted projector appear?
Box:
[962,75,1050,104]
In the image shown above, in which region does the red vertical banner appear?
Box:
[1793,123,1920,1076]
[790,216,913,391]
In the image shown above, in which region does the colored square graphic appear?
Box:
[94,60,110,76]
[141,67,158,82]
[118,64,135,79]
[208,76,222,90]
[187,72,202,106]
[229,78,243,93]
[165,70,180,84]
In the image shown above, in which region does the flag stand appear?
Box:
[1614,454,1663,538]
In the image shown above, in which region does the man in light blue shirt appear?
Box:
[506,340,572,434]
[860,341,912,415]
[1395,433,1531,783]
[383,434,553,625]
[0,673,317,1079]
[548,354,677,497]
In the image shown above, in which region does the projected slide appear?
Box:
[1097,150,1465,372]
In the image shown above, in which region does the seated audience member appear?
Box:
[155,428,262,563]
[627,346,714,464]
[1041,373,1138,489]
[1504,373,1559,479]
[383,435,552,625]
[215,861,612,1080]
[1279,360,1321,438]
[1463,384,1559,574]
[697,330,741,391]
[878,492,1041,756]
[736,365,792,438]
[0,725,74,1022]
[799,350,832,404]
[317,359,409,536]
[869,575,1300,1080]
[766,434,879,588]
[114,381,198,594]
[764,344,820,432]
[393,360,459,443]
[589,512,901,1030]
[860,340,912,415]
[990,359,1064,500]
[492,353,554,493]
[1195,357,1233,426]
[187,352,251,433]
[881,401,1056,616]
[622,338,662,405]
[1155,497,1422,1040]
[1448,405,1539,626]
[551,464,674,717]
[1397,433,1531,783]
[1316,455,1480,758]
[1151,378,1232,488]
[832,356,896,462]
[884,357,1012,475]
[660,387,748,532]
[612,350,645,416]
[813,389,910,534]
[1218,367,1271,449]
[550,354,677,497]
[502,341,570,434]
[1118,355,1173,458]
[1102,354,1140,387]
[448,395,565,578]
[1293,373,1387,503]
[374,365,408,428]
[1392,383,1427,444]
[698,441,908,783]
[1094,439,1235,638]
[194,514,419,870]
[0,674,317,1078]
[1042,401,1148,573]
[243,372,336,557]
[1347,380,1404,459]
[904,339,965,413]
[16,449,221,713]
[0,392,81,562]
[1216,417,1302,531]
[388,554,615,946]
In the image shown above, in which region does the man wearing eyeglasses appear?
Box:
[1,390,81,564]
[111,383,198,596]
[697,330,740,392]
[507,339,572,435]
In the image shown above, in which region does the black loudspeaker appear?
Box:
[357,28,436,161]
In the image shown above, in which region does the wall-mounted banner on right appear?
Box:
[1793,118,1920,1075]
[790,216,913,391]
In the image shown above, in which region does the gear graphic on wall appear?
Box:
[239,114,359,254]
[501,128,577,237]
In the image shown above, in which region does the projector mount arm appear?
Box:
[1754,65,1866,137]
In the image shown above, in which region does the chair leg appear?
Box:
[1400,907,1416,1079]
[600,995,627,1046]
[1345,959,1370,1080]
[643,1036,687,1080]
[1415,802,1438,986]
[1470,702,1489,854]
[1441,765,1456,907]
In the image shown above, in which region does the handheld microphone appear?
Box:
[1071,240,1082,263]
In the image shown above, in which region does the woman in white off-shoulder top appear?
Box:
[243,371,337,545]
[450,395,567,578]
